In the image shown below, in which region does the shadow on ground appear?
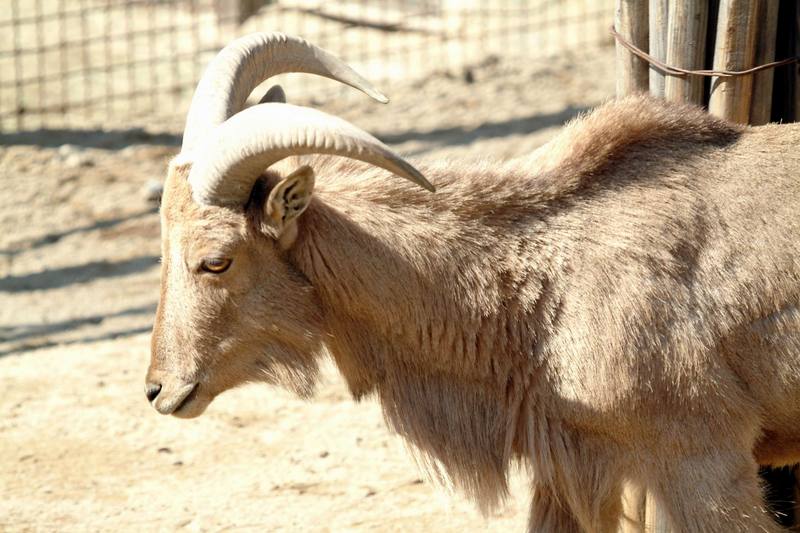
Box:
[378,105,589,156]
[0,325,154,357]
[2,105,587,156]
[0,304,157,343]
[0,128,181,149]
[0,256,159,293]
[0,208,158,258]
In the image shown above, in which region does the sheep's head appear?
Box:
[145,33,432,418]
[147,160,325,418]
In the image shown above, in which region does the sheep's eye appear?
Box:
[200,258,232,274]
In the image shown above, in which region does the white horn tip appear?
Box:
[365,87,389,104]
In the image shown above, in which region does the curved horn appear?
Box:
[188,103,435,206]
[182,32,388,152]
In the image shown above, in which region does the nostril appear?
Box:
[145,382,162,403]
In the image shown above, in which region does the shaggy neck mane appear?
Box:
[288,155,566,507]
[285,96,742,508]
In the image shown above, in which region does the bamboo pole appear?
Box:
[648,0,669,97]
[749,0,780,125]
[708,0,760,123]
[615,0,649,96]
[214,0,264,25]
[664,1,708,104]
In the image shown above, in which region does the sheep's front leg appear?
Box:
[526,428,625,532]
[528,481,624,533]
[651,451,782,533]
[528,484,583,533]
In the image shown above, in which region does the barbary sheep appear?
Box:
[145,32,800,532]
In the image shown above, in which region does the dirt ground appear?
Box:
[0,46,616,532]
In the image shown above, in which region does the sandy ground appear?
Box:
[0,47,616,532]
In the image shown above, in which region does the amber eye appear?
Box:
[200,258,232,274]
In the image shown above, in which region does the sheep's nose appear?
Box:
[145,382,162,403]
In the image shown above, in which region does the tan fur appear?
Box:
[148,95,800,532]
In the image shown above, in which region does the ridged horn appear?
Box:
[188,103,435,206]
[181,32,388,152]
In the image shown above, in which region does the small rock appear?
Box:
[58,144,81,158]
[120,145,140,158]
[64,152,94,168]
[173,460,183,466]
[463,68,475,84]
[158,447,172,454]
[143,180,163,203]
[58,144,95,168]
[319,451,329,458]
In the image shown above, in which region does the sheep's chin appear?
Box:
[170,388,212,419]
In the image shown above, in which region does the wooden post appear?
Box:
[615,0,650,96]
[648,0,669,97]
[621,484,646,533]
[644,490,671,533]
[621,485,673,533]
[214,0,267,26]
[708,0,760,123]
[664,0,708,104]
[749,0,780,125]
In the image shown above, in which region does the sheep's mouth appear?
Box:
[153,381,198,415]
[172,383,200,414]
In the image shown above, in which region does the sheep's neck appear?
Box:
[293,191,547,382]
[289,189,553,498]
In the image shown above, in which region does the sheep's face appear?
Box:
[146,163,322,418]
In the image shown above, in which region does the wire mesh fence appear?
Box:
[0,0,614,133]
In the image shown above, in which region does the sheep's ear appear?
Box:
[266,165,315,244]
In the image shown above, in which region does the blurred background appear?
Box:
[0,1,622,531]
[1,0,614,131]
